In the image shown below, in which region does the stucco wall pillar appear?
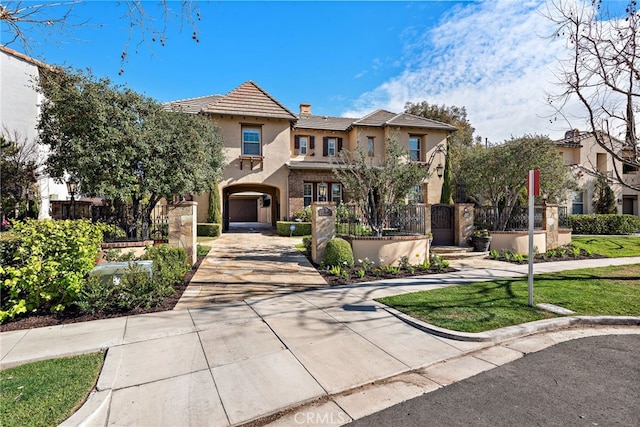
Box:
[542,204,559,250]
[454,203,474,246]
[168,201,198,265]
[311,202,336,264]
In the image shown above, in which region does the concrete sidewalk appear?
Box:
[1,251,639,426]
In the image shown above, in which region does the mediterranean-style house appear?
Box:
[165,81,457,230]
[555,129,640,217]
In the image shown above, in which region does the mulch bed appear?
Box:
[0,256,203,333]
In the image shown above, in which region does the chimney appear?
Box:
[300,103,311,116]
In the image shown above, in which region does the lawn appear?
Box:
[377,264,640,333]
[0,352,104,427]
[572,235,640,258]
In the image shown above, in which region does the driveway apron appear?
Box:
[174,228,328,309]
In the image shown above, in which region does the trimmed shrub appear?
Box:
[277,221,311,236]
[197,223,221,237]
[0,219,108,322]
[75,244,189,315]
[302,235,312,255]
[569,214,640,235]
[324,237,354,267]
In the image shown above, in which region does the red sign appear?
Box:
[527,169,540,196]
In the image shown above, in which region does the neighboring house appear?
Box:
[0,45,69,219]
[555,129,640,217]
[165,81,456,230]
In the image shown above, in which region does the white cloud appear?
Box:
[344,0,588,143]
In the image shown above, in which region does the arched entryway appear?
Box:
[222,184,280,232]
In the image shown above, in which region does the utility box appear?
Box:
[89,260,153,285]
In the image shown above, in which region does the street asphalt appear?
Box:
[349,334,640,427]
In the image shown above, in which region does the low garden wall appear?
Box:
[345,235,430,266]
[99,240,154,264]
[558,228,572,247]
[490,231,546,255]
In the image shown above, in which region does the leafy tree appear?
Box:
[592,173,617,214]
[37,67,224,227]
[0,131,41,221]
[440,141,454,204]
[546,0,640,191]
[207,181,222,223]
[459,134,574,231]
[332,136,430,237]
[404,101,478,201]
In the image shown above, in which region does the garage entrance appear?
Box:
[223,184,280,232]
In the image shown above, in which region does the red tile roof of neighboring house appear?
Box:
[202,81,297,120]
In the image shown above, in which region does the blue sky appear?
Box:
[2,0,629,143]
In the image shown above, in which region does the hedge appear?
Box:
[569,214,640,235]
[324,237,354,267]
[276,221,311,236]
[197,223,221,237]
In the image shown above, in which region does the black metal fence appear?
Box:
[474,205,543,231]
[559,206,570,228]
[93,204,169,242]
[337,203,427,236]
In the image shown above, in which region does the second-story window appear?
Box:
[300,137,307,155]
[242,127,261,156]
[323,137,343,157]
[367,137,375,157]
[409,136,421,161]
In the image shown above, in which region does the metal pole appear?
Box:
[528,170,534,307]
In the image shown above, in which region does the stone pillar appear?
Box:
[542,204,559,250]
[311,202,336,265]
[453,203,474,246]
[424,204,432,234]
[168,201,198,266]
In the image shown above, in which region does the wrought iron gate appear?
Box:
[431,204,454,246]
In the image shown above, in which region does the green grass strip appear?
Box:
[572,235,640,258]
[1,352,104,427]
[377,264,640,333]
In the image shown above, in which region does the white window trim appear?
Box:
[242,127,262,156]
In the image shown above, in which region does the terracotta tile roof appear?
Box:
[352,109,456,131]
[202,81,297,120]
[295,115,356,131]
[353,109,397,126]
[162,94,223,114]
[287,161,349,170]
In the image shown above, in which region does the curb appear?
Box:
[382,306,640,342]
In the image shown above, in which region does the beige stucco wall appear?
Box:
[349,236,430,267]
[558,229,572,247]
[212,115,291,221]
[291,128,350,160]
[490,231,547,255]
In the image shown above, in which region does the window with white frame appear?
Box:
[409,136,421,161]
[242,127,261,156]
[328,139,336,156]
[299,136,307,155]
[572,191,584,214]
[331,183,342,203]
[303,183,313,207]
[367,137,375,157]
